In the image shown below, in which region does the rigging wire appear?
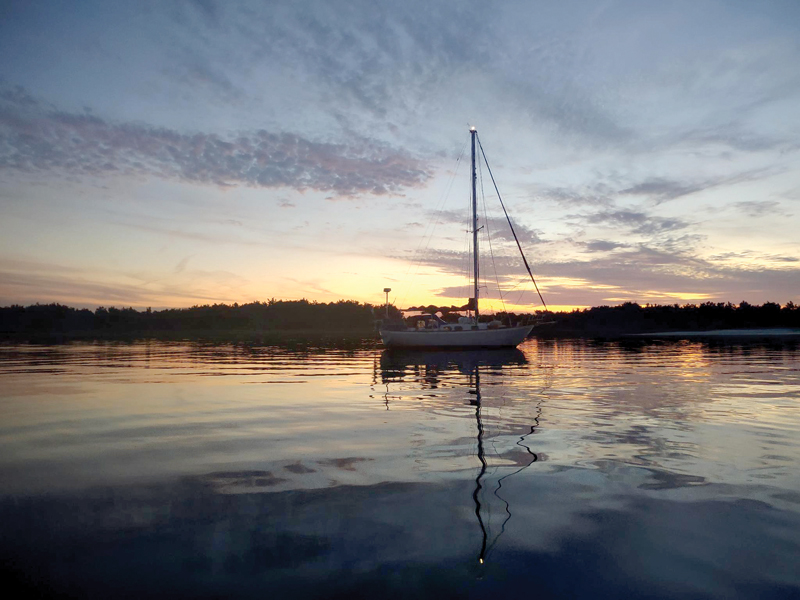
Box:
[460,188,473,309]
[397,139,468,310]
[477,135,548,311]
[477,149,508,318]
[484,371,550,561]
[496,276,529,311]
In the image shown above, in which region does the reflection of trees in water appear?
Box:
[376,348,550,565]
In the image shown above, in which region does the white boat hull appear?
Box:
[380,325,533,348]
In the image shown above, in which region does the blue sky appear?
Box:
[1,0,799,311]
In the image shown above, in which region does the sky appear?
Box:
[1,0,799,313]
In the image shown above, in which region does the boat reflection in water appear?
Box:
[4,341,800,597]
[378,348,546,566]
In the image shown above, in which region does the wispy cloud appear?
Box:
[394,237,800,308]
[1,2,799,309]
[583,239,629,252]
[530,184,615,208]
[164,58,244,104]
[173,255,192,274]
[0,86,430,196]
[188,0,221,26]
[582,210,689,236]
[708,250,800,265]
[619,179,706,203]
[432,209,542,245]
[729,200,786,218]
[165,1,643,147]
[0,256,250,308]
[620,169,781,204]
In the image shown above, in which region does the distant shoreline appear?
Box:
[4,328,800,345]
[0,328,380,344]
[628,328,800,338]
[2,300,799,343]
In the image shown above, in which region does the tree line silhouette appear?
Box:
[0,299,386,338]
[407,300,800,334]
[504,301,800,335]
[0,299,797,339]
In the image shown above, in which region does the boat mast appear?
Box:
[471,127,479,323]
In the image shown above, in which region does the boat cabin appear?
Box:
[407,313,448,330]
[403,313,506,332]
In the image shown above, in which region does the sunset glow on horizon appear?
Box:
[1,1,799,313]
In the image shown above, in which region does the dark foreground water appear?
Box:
[1,338,799,599]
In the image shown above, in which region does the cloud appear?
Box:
[392,245,541,298]
[619,179,706,203]
[105,217,259,246]
[0,263,202,307]
[165,58,244,104]
[620,169,780,204]
[395,237,800,308]
[0,86,430,196]
[208,1,800,153]
[280,276,339,299]
[163,1,641,147]
[189,0,220,25]
[583,210,689,236]
[173,255,192,274]
[432,209,542,245]
[729,200,784,218]
[2,3,799,310]
[483,216,542,245]
[0,256,250,308]
[708,250,800,264]
[531,185,615,208]
[535,246,800,306]
[678,122,797,155]
[583,240,628,252]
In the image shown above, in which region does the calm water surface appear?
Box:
[1,338,799,598]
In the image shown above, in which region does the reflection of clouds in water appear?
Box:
[199,459,377,494]
[3,339,799,501]
[2,468,798,598]
[377,339,800,504]
[2,339,800,596]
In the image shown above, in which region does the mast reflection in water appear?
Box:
[379,348,544,566]
[2,339,800,598]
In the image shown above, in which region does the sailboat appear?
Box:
[380,127,546,349]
